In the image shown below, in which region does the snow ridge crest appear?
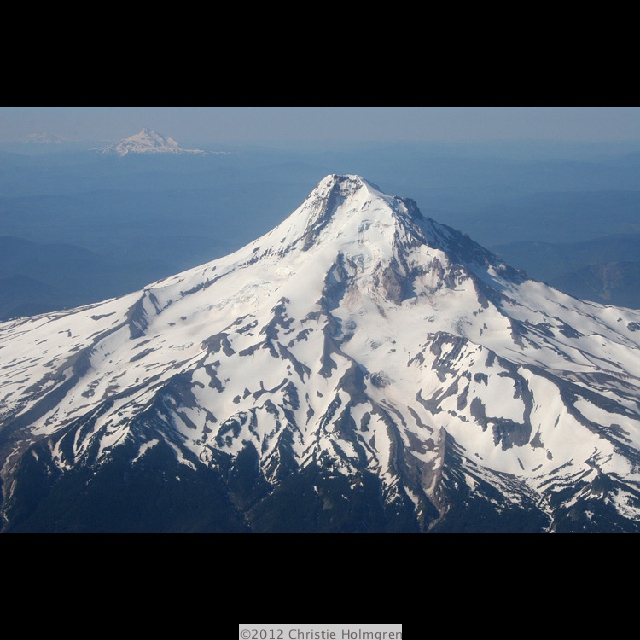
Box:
[279,174,422,253]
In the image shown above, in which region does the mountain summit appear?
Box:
[97,128,205,156]
[1,175,640,532]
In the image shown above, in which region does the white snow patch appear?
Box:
[132,439,160,464]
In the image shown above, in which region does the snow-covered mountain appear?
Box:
[96,128,205,156]
[1,174,640,532]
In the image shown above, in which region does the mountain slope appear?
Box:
[1,175,640,532]
[491,234,640,309]
[551,260,640,309]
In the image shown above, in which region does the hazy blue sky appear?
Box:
[1,107,639,146]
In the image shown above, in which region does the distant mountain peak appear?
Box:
[20,132,68,144]
[96,129,206,156]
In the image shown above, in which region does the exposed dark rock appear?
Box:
[201,332,235,356]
